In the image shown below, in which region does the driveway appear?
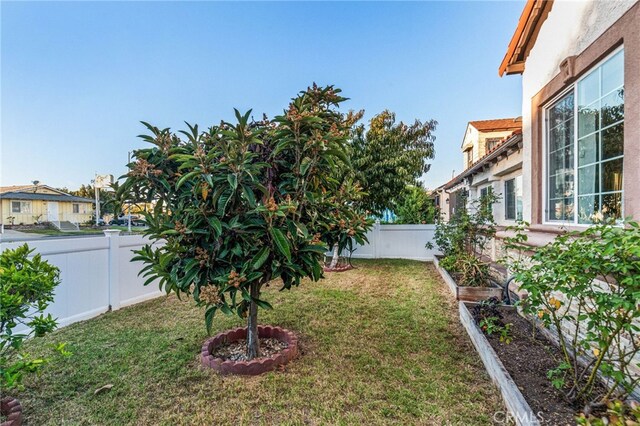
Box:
[0,229,47,243]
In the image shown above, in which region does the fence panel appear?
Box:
[348,223,437,261]
[118,234,164,307]
[2,224,438,334]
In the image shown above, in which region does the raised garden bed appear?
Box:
[460,302,591,425]
[433,255,503,302]
[200,325,298,376]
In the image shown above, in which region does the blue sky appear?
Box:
[1,1,523,190]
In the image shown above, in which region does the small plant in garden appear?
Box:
[118,84,365,360]
[472,297,512,344]
[576,399,640,426]
[0,244,67,391]
[504,220,640,410]
[429,191,500,287]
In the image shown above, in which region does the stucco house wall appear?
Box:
[1,185,94,226]
[520,0,638,224]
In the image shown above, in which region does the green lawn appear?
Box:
[18,226,145,237]
[16,259,502,425]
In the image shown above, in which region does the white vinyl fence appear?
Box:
[1,231,164,334]
[1,224,437,333]
[347,223,437,261]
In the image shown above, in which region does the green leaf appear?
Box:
[208,216,222,236]
[270,228,291,262]
[228,174,238,190]
[205,306,217,334]
[252,298,273,310]
[251,247,270,270]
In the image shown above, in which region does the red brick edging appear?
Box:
[1,397,22,426]
[200,326,298,375]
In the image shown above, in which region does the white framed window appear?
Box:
[478,185,493,215]
[544,48,624,224]
[11,201,32,214]
[72,203,80,214]
[505,176,523,221]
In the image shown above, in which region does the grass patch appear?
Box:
[16,259,502,425]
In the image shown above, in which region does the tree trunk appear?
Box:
[329,243,340,270]
[246,281,260,360]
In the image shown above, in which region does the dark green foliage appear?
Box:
[351,110,436,215]
[431,191,500,287]
[504,220,640,407]
[117,85,365,358]
[0,244,66,391]
[394,185,436,224]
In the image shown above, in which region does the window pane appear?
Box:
[602,123,623,160]
[505,179,515,219]
[563,145,574,170]
[547,92,575,222]
[601,50,624,94]
[602,158,623,192]
[548,199,564,221]
[601,89,624,127]
[578,133,598,166]
[564,198,575,220]
[578,69,600,107]
[578,164,599,195]
[515,176,523,221]
[549,150,563,174]
[578,100,600,137]
[602,192,623,222]
[578,194,599,224]
[11,202,20,213]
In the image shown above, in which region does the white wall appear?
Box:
[1,231,163,334]
[520,0,636,222]
[349,223,437,261]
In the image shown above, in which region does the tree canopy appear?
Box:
[117,84,368,359]
[351,110,436,215]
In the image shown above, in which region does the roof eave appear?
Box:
[499,0,554,77]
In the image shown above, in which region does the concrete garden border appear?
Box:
[459,302,540,426]
[200,326,298,375]
[433,255,503,302]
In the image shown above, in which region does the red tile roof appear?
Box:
[443,130,523,190]
[468,117,522,132]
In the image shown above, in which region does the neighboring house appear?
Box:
[433,118,523,226]
[0,185,94,227]
[500,0,639,229]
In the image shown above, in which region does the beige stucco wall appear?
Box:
[520,0,637,223]
[467,149,523,227]
[461,126,517,170]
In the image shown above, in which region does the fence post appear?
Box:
[104,230,121,311]
[373,220,381,259]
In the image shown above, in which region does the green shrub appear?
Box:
[394,185,436,224]
[505,221,640,409]
[0,244,66,391]
[430,191,499,287]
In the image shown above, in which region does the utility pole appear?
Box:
[94,175,100,226]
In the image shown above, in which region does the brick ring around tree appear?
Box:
[200,326,298,375]
[1,397,23,426]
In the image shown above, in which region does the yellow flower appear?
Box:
[548,297,562,310]
[592,348,600,357]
